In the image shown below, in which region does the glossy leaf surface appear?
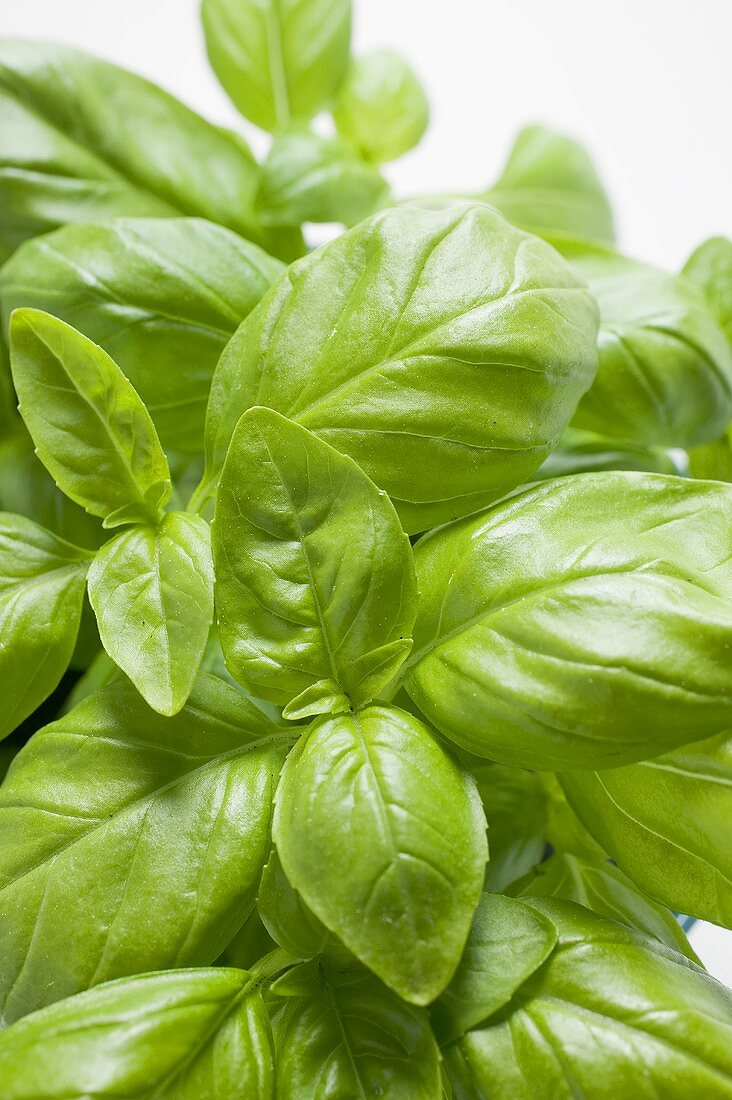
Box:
[273,704,487,1004]
[88,512,214,715]
[0,969,274,1098]
[406,472,732,770]
[536,427,680,480]
[10,309,171,527]
[333,50,429,163]
[214,408,417,717]
[257,130,388,228]
[200,204,599,532]
[0,39,268,257]
[562,240,732,446]
[561,732,732,927]
[443,899,732,1100]
[201,0,351,132]
[258,847,332,961]
[273,963,441,1099]
[0,219,283,453]
[485,125,615,243]
[0,513,90,740]
[431,893,557,1044]
[0,675,288,1023]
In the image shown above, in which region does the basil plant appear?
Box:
[0,1,730,1096]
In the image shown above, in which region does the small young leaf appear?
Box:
[0,674,288,1023]
[431,894,557,1044]
[406,472,732,770]
[88,512,214,715]
[213,407,417,717]
[561,731,732,928]
[257,129,389,228]
[273,963,441,1099]
[484,125,615,243]
[0,512,91,739]
[258,847,332,961]
[10,309,171,527]
[469,762,548,892]
[683,235,732,344]
[198,203,599,531]
[273,705,487,1004]
[201,0,351,133]
[334,50,430,163]
[443,899,732,1100]
[0,219,283,453]
[0,969,274,1098]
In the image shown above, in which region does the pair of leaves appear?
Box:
[558,238,732,448]
[10,309,214,715]
[0,674,289,1024]
[0,218,284,453]
[198,202,599,532]
[405,471,732,771]
[561,731,732,928]
[201,0,351,133]
[0,40,294,262]
[440,896,732,1098]
[0,969,274,1098]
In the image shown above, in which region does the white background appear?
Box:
[1,0,730,981]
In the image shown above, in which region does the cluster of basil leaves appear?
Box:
[0,1,731,1097]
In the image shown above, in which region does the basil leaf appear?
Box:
[443,898,732,1100]
[201,0,351,133]
[10,309,171,528]
[536,427,681,479]
[683,235,732,343]
[511,852,700,962]
[468,761,547,892]
[0,512,90,740]
[213,408,417,718]
[406,472,732,770]
[0,674,288,1023]
[273,963,441,1098]
[0,219,283,454]
[484,125,615,244]
[539,773,605,860]
[198,204,599,532]
[257,130,389,228]
[217,909,277,970]
[0,968,273,1098]
[0,336,15,431]
[561,732,732,927]
[0,425,104,549]
[88,512,214,716]
[333,50,429,163]
[431,893,557,1044]
[560,239,732,447]
[258,847,331,960]
[273,704,487,1004]
[689,430,732,483]
[0,39,268,257]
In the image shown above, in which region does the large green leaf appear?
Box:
[561,732,732,927]
[10,309,171,528]
[257,130,389,228]
[683,235,732,344]
[559,239,732,447]
[0,969,274,1098]
[0,512,90,740]
[273,704,487,1004]
[333,50,429,163]
[443,899,732,1099]
[201,0,351,132]
[197,204,599,532]
[484,126,615,244]
[511,852,700,961]
[0,219,283,453]
[88,512,214,715]
[405,472,732,770]
[431,893,557,1044]
[0,39,269,258]
[272,962,441,1099]
[213,408,417,718]
[0,674,289,1024]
